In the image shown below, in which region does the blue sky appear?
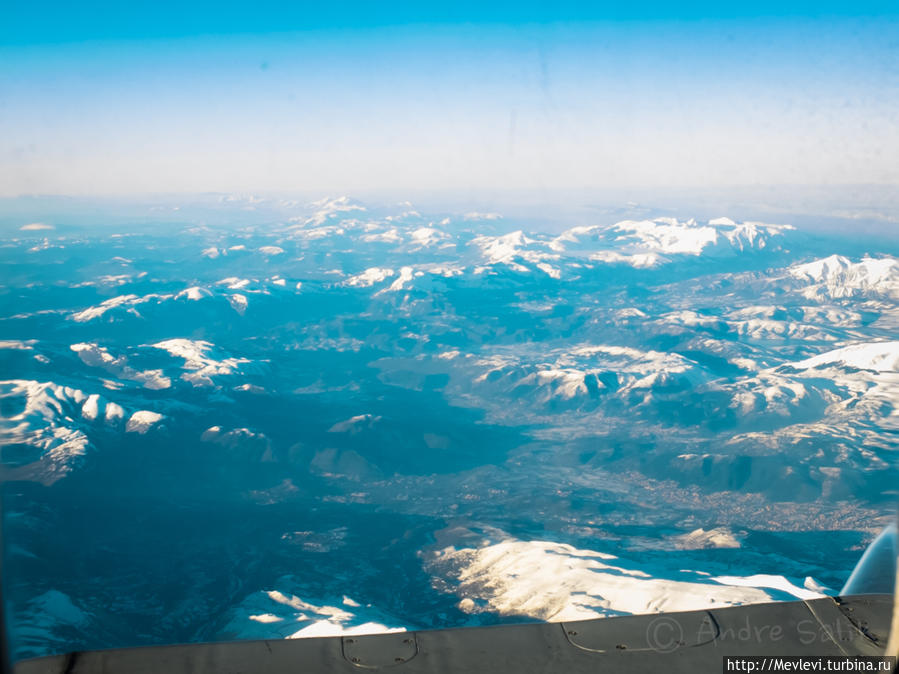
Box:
[2,2,897,197]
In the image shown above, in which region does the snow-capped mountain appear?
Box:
[2,197,896,660]
[0,379,163,484]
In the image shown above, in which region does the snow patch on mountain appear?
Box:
[711,575,824,600]
[410,227,450,247]
[381,344,708,421]
[791,342,899,373]
[258,246,285,256]
[71,295,139,322]
[426,532,815,622]
[71,343,171,390]
[229,294,248,315]
[673,528,742,550]
[301,196,367,227]
[361,227,402,243]
[590,250,666,268]
[70,293,174,322]
[218,277,251,290]
[125,410,164,433]
[551,218,790,267]
[377,266,416,294]
[788,255,899,300]
[175,286,212,301]
[151,339,256,387]
[471,231,535,267]
[0,380,138,483]
[221,581,405,641]
[345,267,395,288]
[0,340,36,350]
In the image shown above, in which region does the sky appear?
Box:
[1,2,898,198]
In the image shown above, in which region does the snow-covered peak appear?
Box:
[222,580,406,641]
[551,217,790,266]
[614,219,720,255]
[790,254,852,280]
[0,379,147,483]
[721,221,791,251]
[71,294,140,322]
[409,227,450,247]
[175,286,212,301]
[125,410,164,434]
[151,339,256,386]
[345,267,395,288]
[614,218,790,256]
[303,196,367,227]
[378,266,417,294]
[471,230,535,265]
[426,531,818,623]
[788,255,899,299]
[71,343,171,390]
[258,245,285,256]
[790,341,899,373]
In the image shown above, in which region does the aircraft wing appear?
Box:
[12,594,891,673]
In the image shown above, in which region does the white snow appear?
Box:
[551,217,790,266]
[303,196,366,227]
[345,267,395,287]
[0,380,98,480]
[176,286,212,301]
[80,394,101,421]
[71,295,138,322]
[472,231,534,265]
[288,620,403,639]
[362,228,403,243]
[615,220,720,255]
[589,250,666,268]
[70,343,171,390]
[258,246,285,255]
[523,369,592,400]
[536,262,562,279]
[104,402,125,423]
[789,255,899,299]
[673,528,741,550]
[0,340,35,350]
[376,266,414,294]
[229,294,248,315]
[410,227,449,247]
[249,613,281,624]
[711,575,824,601]
[125,410,163,433]
[217,277,250,289]
[70,293,173,322]
[792,342,899,373]
[222,584,405,641]
[152,338,254,386]
[428,535,780,622]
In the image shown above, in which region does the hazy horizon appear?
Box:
[3,3,898,198]
[2,183,898,239]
